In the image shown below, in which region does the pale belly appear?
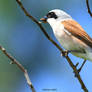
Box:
[53,29,92,61]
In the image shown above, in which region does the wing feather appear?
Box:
[62,20,92,48]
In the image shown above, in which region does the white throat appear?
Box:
[47,18,72,32]
[47,18,60,31]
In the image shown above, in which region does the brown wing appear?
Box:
[62,20,92,48]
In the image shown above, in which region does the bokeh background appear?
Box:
[0,0,92,92]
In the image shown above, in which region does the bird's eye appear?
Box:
[46,12,57,19]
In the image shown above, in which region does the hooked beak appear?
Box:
[40,16,48,23]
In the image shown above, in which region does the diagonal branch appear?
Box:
[0,45,36,92]
[86,0,92,17]
[16,0,88,92]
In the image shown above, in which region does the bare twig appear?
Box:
[86,0,92,17]
[0,46,36,92]
[16,0,88,92]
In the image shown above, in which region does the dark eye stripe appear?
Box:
[46,12,57,19]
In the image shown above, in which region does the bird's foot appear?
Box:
[61,50,70,57]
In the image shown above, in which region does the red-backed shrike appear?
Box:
[40,9,92,62]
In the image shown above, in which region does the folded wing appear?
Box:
[62,20,92,48]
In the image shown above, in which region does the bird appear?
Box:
[40,9,92,70]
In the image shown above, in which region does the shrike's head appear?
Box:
[40,9,72,23]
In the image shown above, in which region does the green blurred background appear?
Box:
[0,0,92,92]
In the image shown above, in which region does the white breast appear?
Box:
[47,18,72,50]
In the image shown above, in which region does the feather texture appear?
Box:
[62,20,92,48]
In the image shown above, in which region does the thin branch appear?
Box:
[16,0,88,92]
[0,46,36,92]
[86,0,92,17]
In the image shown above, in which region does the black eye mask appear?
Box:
[46,12,58,19]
